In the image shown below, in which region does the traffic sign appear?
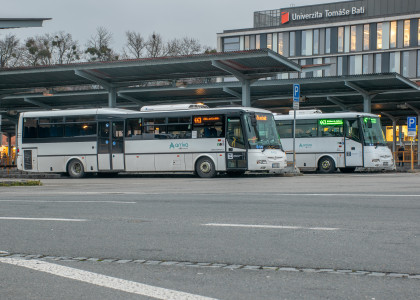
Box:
[407,116,417,137]
[293,84,300,101]
[293,84,300,110]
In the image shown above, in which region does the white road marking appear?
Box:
[0,258,217,300]
[0,217,87,222]
[203,223,339,231]
[0,200,135,204]
[273,193,420,197]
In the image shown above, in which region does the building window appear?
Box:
[313,29,319,55]
[338,27,344,52]
[418,19,420,46]
[290,32,295,56]
[377,23,383,50]
[417,50,420,77]
[390,21,397,48]
[256,35,261,49]
[267,33,272,50]
[404,20,410,47]
[363,55,369,74]
[250,35,256,50]
[325,28,331,54]
[223,37,240,52]
[337,57,343,76]
[402,51,410,77]
[349,56,356,75]
[324,57,331,76]
[244,36,250,50]
[278,33,284,55]
[375,54,382,73]
[301,31,306,55]
[363,24,370,50]
[390,52,400,73]
[350,26,357,51]
[313,58,322,77]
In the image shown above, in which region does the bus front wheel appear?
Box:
[67,159,85,178]
[195,157,216,178]
[318,157,336,173]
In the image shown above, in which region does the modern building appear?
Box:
[218,0,420,80]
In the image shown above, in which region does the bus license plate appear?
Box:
[272,163,280,168]
[383,162,388,166]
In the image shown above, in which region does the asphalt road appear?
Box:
[0,172,419,299]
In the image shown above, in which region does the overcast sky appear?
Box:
[3,0,340,50]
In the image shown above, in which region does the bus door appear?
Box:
[98,121,125,171]
[345,119,363,167]
[225,116,247,170]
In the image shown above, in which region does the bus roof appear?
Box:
[19,106,273,118]
[20,108,135,118]
[274,111,379,120]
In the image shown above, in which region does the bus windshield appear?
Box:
[244,113,282,150]
[361,117,387,146]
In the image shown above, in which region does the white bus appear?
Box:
[17,105,287,178]
[274,110,395,173]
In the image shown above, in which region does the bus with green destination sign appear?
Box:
[274,110,394,173]
[17,104,287,178]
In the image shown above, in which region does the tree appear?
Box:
[52,31,80,64]
[123,31,146,59]
[23,35,54,66]
[85,27,118,62]
[0,34,21,68]
[145,32,166,58]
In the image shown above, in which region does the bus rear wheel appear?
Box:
[67,159,85,178]
[318,157,336,173]
[196,157,216,178]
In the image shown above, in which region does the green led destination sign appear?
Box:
[363,117,377,124]
[319,119,343,126]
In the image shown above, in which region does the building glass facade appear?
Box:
[219,0,420,80]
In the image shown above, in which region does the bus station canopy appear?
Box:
[0,49,420,131]
[0,18,51,29]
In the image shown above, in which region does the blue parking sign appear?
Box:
[407,117,417,137]
[408,117,416,131]
[293,84,300,101]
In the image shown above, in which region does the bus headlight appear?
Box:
[257,160,267,164]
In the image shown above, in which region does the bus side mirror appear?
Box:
[250,114,257,126]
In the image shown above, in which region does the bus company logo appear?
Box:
[281,11,289,24]
[169,142,189,150]
[299,143,312,148]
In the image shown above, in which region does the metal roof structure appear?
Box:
[1,49,420,132]
[0,18,51,29]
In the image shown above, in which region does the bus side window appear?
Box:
[346,119,361,141]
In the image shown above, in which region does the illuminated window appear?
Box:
[256,35,261,49]
[418,19,420,46]
[278,33,284,55]
[390,21,397,48]
[363,24,370,50]
[377,23,383,49]
[338,27,344,52]
[350,26,356,51]
[404,20,410,47]
[267,33,272,50]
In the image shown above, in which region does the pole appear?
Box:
[293,109,296,170]
[411,137,414,170]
